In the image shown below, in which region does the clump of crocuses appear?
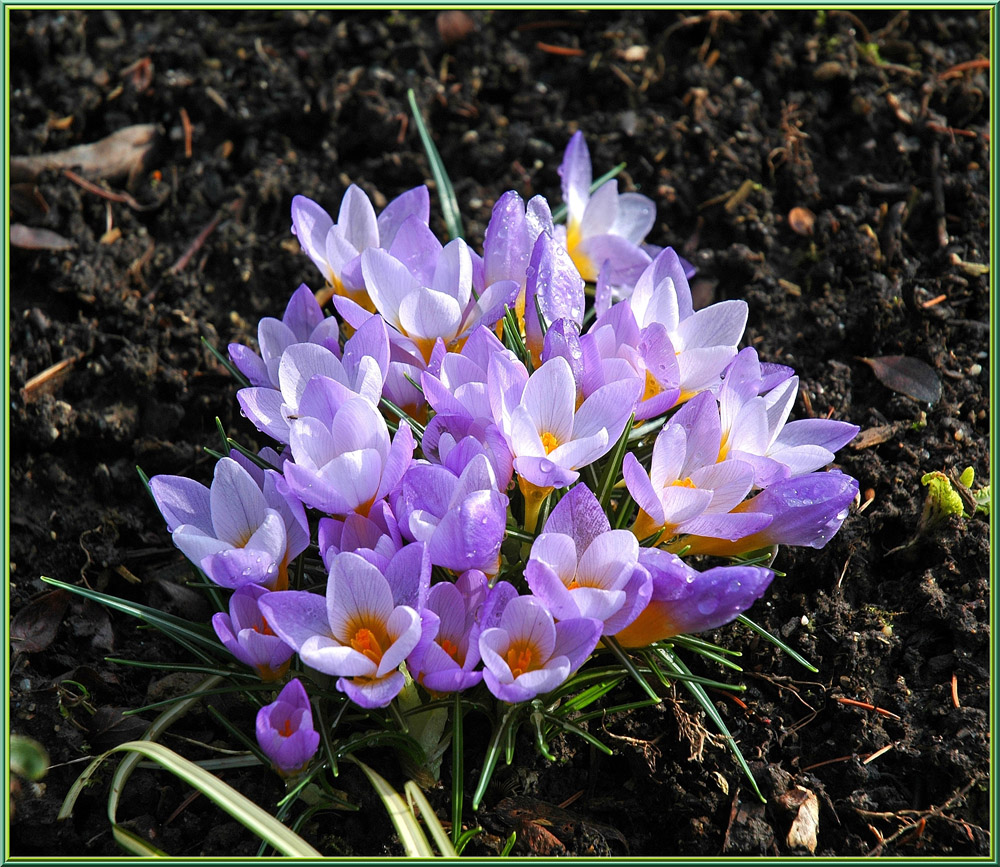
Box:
[147,131,859,781]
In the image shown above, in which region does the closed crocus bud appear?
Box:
[212,584,294,682]
[256,679,320,778]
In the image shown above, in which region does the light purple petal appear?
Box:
[149,475,212,535]
[378,186,431,249]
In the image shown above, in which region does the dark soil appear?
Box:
[8,9,991,859]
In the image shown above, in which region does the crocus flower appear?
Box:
[716,347,860,488]
[149,457,291,590]
[479,594,603,703]
[357,234,519,366]
[526,484,651,634]
[671,470,860,557]
[255,679,320,777]
[481,190,555,327]
[624,247,748,404]
[409,570,489,694]
[613,548,774,647]
[624,391,771,544]
[229,283,341,389]
[212,584,294,681]
[291,184,430,310]
[317,500,404,569]
[283,398,414,518]
[259,551,425,708]
[421,413,514,492]
[237,313,390,444]
[557,131,655,285]
[394,453,508,575]
[522,230,585,367]
[491,352,641,530]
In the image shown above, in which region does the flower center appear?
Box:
[278,717,295,738]
[506,643,536,678]
[671,477,697,489]
[440,637,460,662]
[642,369,663,403]
[254,616,277,637]
[540,431,560,454]
[351,627,385,665]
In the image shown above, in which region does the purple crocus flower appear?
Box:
[421,413,514,492]
[149,457,292,591]
[255,678,320,777]
[571,299,680,421]
[613,548,774,647]
[492,353,641,529]
[623,247,748,402]
[283,399,414,518]
[259,551,425,708]
[409,569,489,694]
[481,191,554,328]
[394,453,508,575]
[672,470,860,557]
[346,229,519,368]
[526,484,651,635]
[522,230,585,368]
[317,500,404,569]
[717,348,860,488]
[237,313,390,444]
[479,594,603,703]
[212,584,294,681]
[556,131,656,287]
[291,184,430,311]
[228,283,341,389]
[623,391,771,544]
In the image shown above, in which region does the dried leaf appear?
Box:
[86,707,152,751]
[10,224,76,251]
[858,355,942,404]
[10,123,158,184]
[11,589,70,653]
[784,787,819,853]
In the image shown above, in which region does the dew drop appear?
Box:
[539,458,554,473]
[696,597,718,616]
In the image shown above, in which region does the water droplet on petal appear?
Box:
[696,597,718,616]
[539,458,554,474]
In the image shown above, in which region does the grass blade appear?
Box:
[350,757,434,856]
[404,780,459,856]
[736,614,818,672]
[596,413,634,513]
[656,647,765,802]
[407,88,464,241]
[109,740,322,856]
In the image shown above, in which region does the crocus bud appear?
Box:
[255,679,320,778]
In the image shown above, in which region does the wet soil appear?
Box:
[8,9,991,859]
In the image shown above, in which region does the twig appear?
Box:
[535,41,585,57]
[179,107,193,158]
[169,198,243,275]
[63,169,163,212]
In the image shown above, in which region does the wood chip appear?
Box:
[851,423,902,449]
[10,224,75,251]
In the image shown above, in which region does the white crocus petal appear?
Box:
[576,530,638,590]
[211,459,268,545]
[361,247,421,328]
[300,638,377,677]
[289,417,339,470]
[377,606,422,676]
[337,185,379,252]
[658,485,713,524]
[327,554,393,640]
[612,192,657,243]
[433,237,473,310]
[502,597,556,662]
[763,376,799,444]
[530,533,578,580]
[648,425,688,492]
[521,357,576,446]
[321,450,383,510]
[687,460,756,512]
[324,226,359,280]
[478,628,514,681]
[674,300,749,352]
[243,511,287,556]
[278,343,347,409]
[579,180,619,237]
[397,289,463,345]
[331,398,390,459]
